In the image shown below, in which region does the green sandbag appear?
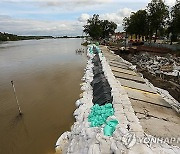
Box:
[103,119,119,136]
[88,103,118,136]
[103,125,114,136]
[107,119,119,127]
[89,48,93,54]
[88,44,101,54]
[88,103,114,127]
[105,103,112,108]
[88,46,94,54]
[95,42,99,46]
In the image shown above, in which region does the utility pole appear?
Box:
[11,80,22,115]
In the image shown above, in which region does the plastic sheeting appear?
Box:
[91,47,113,105]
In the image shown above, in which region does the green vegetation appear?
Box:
[123,10,148,40]
[83,14,117,40]
[147,0,169,42]
[123,0,180,44]
[81,41,89,46]
[56,35,85,39]
[168,0,180,44]
[0,32,54,41]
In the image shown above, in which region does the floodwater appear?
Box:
[0,39,87,154]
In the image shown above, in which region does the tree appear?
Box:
[168,0,180,44]
[147,0,169,42]
[83,14,117,40]
[171,0,180,34]
[83,14,102,40]
[101,20,117,39]
[123,10,148,40]
[122,17,133,38]
[134,10,149,40]
[128,12,139,39]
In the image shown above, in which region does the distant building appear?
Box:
[115,32,126,40]
[111,32,126,41]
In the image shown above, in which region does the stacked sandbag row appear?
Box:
[91,46,113,106]
[88,46,118,136]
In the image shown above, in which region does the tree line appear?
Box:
[122,0,180,44]
[0,32,54,41]
[83,0,179,44]
[0,32,85,41]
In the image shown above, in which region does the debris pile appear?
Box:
[131,53,180,77]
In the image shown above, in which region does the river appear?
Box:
[0,39,87,154]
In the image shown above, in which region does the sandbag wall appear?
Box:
[88,46,118,135]
[91,46,113,105]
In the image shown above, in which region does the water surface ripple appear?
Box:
[0,39,87,154]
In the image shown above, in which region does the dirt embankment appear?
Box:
[113,50,180,103]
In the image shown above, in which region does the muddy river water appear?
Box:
[0,39,87,154]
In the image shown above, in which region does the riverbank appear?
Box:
[55,45,180,154]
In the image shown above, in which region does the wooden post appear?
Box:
[11,80,22,115]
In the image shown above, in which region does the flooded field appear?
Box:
[0,39,87,154]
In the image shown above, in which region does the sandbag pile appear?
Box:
[88,103,114,127]
[131,52,180,76]
[87,46,118,136]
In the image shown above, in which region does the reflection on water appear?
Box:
[0,39,87,154]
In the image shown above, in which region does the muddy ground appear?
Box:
[112,50,180,103]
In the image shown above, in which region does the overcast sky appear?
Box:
[0,0,176,36]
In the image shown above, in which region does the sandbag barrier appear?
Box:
[55,45,180,153]
[88,46,118,136]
